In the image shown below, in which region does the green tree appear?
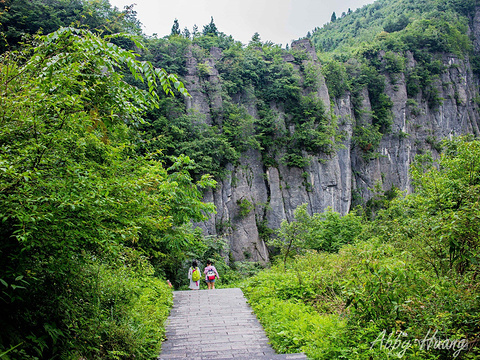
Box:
[249,32,262,47]
[192,24,199,37]
[274,204,312,265]
[171,18,180,35]
[383,13,410,33]
[407,137,480,276]
[273,204,363,265]
[202,16,218,36]
[182,26,191,39]
[0,0,143,52]
[322,60,350,98]
[0,27,211,358]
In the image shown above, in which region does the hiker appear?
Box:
[204,260,220,290]
[188,261,201,290]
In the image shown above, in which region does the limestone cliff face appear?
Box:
[353,51,480,202]
[185,16,480,262]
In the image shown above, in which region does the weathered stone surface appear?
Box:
[474,5,480,53]
[352,50,480,202]
[291,38,317,61]
[227,149,269,262]
[184,46,223,125]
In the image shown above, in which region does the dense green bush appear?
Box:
[0,0,143,53]
[243,241,478,359]
[139,107,240,178]
[1,249,172,360]
[272,204,364,264]
[352,124,383,158]
[322,60,350,99]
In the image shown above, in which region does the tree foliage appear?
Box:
[400,137,480,276]
[202,16,218,36]
[0,0,143,52]
[273,204,364,265]
[0,27,213,358]
[171,18,180,36]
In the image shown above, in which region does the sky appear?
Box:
[107,0,376,46]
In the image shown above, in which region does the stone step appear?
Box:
[158,353,308,360]
[208,354,308,360]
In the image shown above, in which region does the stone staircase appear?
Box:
[158,288,308,360]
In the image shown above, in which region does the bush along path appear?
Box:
[158,288,308,360]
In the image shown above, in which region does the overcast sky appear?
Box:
[108,0,375,46]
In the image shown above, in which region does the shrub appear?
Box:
[64,252,173,359]
[322,61,350,99]
[1,250,173,359]
[353,124,383,159]
[237,198,254,218]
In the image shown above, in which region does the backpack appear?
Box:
[191,267,200,282]
[206,269,216,280]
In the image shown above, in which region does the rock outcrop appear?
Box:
[185,13,480,262]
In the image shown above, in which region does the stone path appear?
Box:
[158,288,308,360]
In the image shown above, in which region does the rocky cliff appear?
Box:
[352,49,480,203]
[184,10,480,262]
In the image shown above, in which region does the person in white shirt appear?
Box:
[188,260,201,290]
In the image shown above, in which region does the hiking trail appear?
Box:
[158,288,308,360]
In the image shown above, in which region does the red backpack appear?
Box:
[206,268,216,280]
